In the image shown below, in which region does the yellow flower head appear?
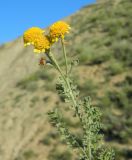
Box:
[23,27,45,46]
[33,35,50,53]
[49,21,71,42]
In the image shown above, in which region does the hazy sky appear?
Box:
[0,0,96,44]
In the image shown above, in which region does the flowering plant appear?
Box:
[23,21,115,160]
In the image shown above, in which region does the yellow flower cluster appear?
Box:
[34,36,50,53]
[23,21,70,53]
[23,27,44,46]
[49,21,71,42]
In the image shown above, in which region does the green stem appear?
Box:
[46,52,65,80]
[61,38,68,76]
[60,39,78,113]
[65,78,77,108]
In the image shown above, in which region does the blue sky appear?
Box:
[0,0,96,44]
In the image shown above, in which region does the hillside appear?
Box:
[0,0,132,159]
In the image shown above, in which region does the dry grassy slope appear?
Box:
[0,0,132,160]
[0,40,53,160]
[0,39,39,97]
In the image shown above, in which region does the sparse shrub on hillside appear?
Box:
[16,76,38,91]
[48,148,72,160]
[43,83,55,91]
[105,60,124,76]
[112,41,132,67]
[103,19,123,36]
[15,150,37,160]
[30,96,39,107]
[23,21,115,159]
[16,70,54,91]
[76,45,111,65]
[40,135,51,146]
[98,88,132,144]
[78,79,98,98]
[43,96,50,102]
[14,93,25,104]
[40,131,59,146]
[26,82,38,92]
[23,150,37,159]
[36,70,54,81]
[75,45,95,64]
[88,51,111,65]
[115,75,132,87]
